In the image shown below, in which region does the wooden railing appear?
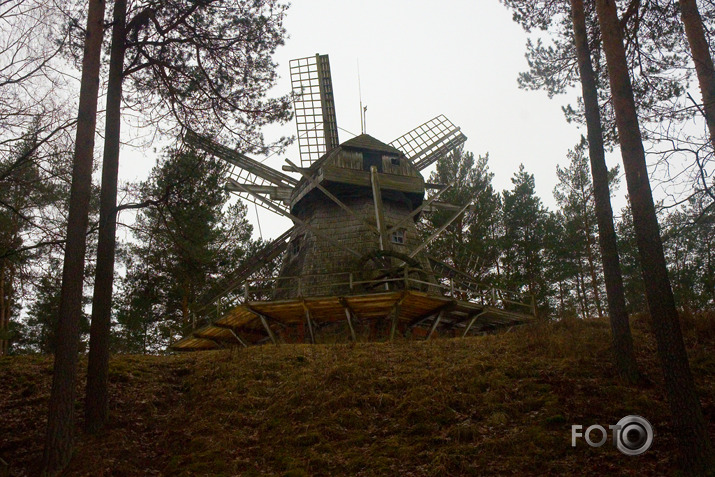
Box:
[241,267,535,314]
[190,266,535,328]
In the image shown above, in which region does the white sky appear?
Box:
[119,0,631,241]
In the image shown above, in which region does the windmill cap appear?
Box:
[340,134,403,156]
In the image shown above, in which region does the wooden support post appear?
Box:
[257,313,277,344]
[426,310,444,340]
[389,293,407,342]
[462,310,487,338]
[228,328,249,348]
[390,301,401,342]
[370,165,391,291]
[302,302,315,344]
[370,166,388,251]
[341,300,358,342]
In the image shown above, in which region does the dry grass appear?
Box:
[1,314,714,476]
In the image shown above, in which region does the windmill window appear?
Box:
[363,152,382,172]
[389,156,400,166]
[390,229,406,244]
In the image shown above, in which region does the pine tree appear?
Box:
[680,0,715,150]
[116,147,253,352]
[554,139,605,318]
[425,147,501,282]
[43,0,105,472]
[595,0,713,470]
[83,0,293,432]
[500,165,553,316]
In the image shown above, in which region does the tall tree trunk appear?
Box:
[595,0,713,472]
[582,213,604,319]
[575,258,588,319]
[42,0,106,474]
[85,0,126,435]
[571,0,640,382]
[680,0,715,150]
[0,260,7,356]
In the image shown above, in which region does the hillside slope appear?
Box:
[1,315,714,476]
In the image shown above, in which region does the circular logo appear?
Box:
[614,415,653,456]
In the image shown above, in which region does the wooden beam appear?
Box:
[426,310,445,340]
[386,182,454,235]
[321,165,425,193]
[390,302,401,342]
[389,293,408,341]
[258,314,277,344]
[285,159,379,234]
[370,165,388,251]
[244,305,278,344]
[186,130,297,187]
[406,302,453,329]
[302,301,315,344]
[408,200,474,259]
[281,165,309,173]
[339,298,358,341]
[462,310,487,337]
[225,183,293,201]
[227,328,249,347]
[425,182,447,189]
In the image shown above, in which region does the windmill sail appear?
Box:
[194,226,296,319]
[185,130,296,212]
[290,54,339,167]
[390,115,467,171]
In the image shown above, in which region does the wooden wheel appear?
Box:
[357,250,430,291]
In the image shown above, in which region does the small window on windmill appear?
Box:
[388,156,400,166]
[363,152,382,172]
[390,229,406,244]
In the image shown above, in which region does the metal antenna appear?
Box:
[358,59,368,134]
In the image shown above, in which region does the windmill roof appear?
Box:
[340,134,403,156]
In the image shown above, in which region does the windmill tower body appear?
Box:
[277,134,433,298]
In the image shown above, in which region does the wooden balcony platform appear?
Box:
[171,289,535,351]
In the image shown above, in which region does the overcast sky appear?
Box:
[121,0,628,240]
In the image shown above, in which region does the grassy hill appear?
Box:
[1,314,714,476]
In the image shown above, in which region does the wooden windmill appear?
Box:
[172,54,535,350]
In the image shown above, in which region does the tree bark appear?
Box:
[42,0,106,474]
[570,0,640,382]
[582,203,604,319]
[595,0,713,472]
[680,0,715,150]
[85,0,126,435]
[0,260,7,356]
[575,258,588,319]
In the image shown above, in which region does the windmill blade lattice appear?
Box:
[185,130,296,214]
[390,115,467,171]
[290,54,339,167]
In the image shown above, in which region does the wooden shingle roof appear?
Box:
[340,134,403,156]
